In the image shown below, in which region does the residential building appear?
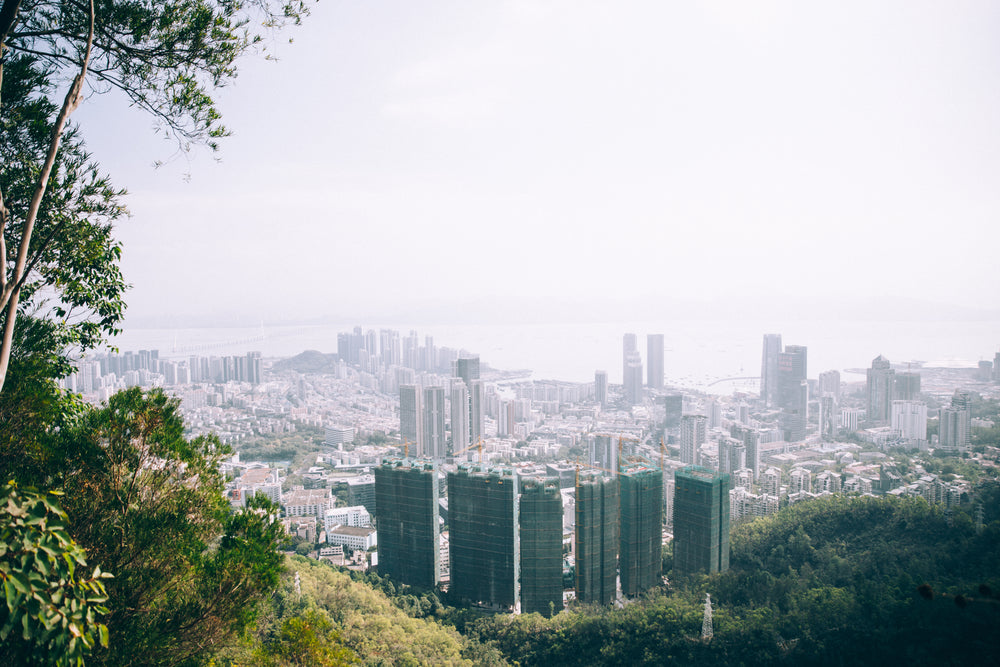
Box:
[673,466,731,575]
[619,465,663,596]
[647,334,664,390]
[448,465,520,611]
[575,473,619,605]
[519,478,564,616]
[374,459,440,588]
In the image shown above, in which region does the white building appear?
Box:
[891,400,927,445]
[324,505,372,534]
[284,488,334,518]
[326,524,377,551]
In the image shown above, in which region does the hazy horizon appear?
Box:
[70,1,1000,326]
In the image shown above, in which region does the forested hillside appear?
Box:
[463,493,1000,666]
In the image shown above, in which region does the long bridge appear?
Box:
[705,375,760,387]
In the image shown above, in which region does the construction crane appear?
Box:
[452,437,485,465]
[395,439,414,458]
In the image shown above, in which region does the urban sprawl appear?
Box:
[63,329,1000,614]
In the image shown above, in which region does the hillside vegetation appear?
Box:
[464,492,1000,666]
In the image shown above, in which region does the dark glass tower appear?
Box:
[673,466,730,576]
[448,465,519,610]
[374,459,440,588]
[575,473,619,605]
[619,465,663,596]
[519,477,564,616]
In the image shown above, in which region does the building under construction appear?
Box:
[575,472,619,605]
[374,458,440,588]
[519,477,564,616]
[619,464,664,596]
[448,465,519,611]
[673,465,730,576]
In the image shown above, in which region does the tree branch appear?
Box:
[0,0,93,393]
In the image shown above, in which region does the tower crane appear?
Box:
[452,437,485,465]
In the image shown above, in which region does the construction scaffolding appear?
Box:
[519,477,564,617]
[673,465,731,576]
[447,465,520,611]
[374,458,440,588]
[619,464,664,596]
[575,472,619,605]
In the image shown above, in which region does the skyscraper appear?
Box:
[455,356,484,446]
[448,465,519,611]
[399,385,421,449]
[717,437,746,475]
[594,370,608,408]
[760,334,782,408]
[374,459,440,588]
[647,334,664,390]
[421,386,446,460]
[619,465,663,597]
[819,394,837,441]
[939,391,971,453]
[624,351,643,406]
[730,424,761,480]
[777,345,808,441]
[867,355,895,424]
[891,400,927,444]
[575,473,619,605]
[519,478,563,616]
[673,466,731,576]
[680,414,707,465]
[450,380,470,457]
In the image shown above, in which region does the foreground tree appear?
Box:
[0,0,310,392]
[0,481,111,666]
[49,388,286,665]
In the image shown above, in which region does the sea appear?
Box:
[106,319,1000,395]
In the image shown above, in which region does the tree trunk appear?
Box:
[0,0,94,394]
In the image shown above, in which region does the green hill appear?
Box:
[463,491,1000,666]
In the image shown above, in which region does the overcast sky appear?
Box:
[73,0,1000,328]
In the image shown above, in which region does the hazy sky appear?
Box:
[73,1,1000,327]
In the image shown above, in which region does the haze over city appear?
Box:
[69,0,1000,328]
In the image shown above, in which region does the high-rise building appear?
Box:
[455,357,484,446]
[594,370,608,408]
[818,370,840,398]
[450,380,470,457]
[619,465,663,597]
[939,391,971,453]
[374,459,440,588]
[663,394,683,430]
[421,386,447,460]
[789,468,811,494]
[866,355,895,424]
[894,372,921,400]
[717,437,745,475]
[680,415,707,465]
[448,466,519,611]
[778,345,808,441]
[519,478,563,617]
[673,466,731,576]
[819,394,837,441]
[575,473,619,605]
[891,400,927,444]
[589,434,617,472]
[777,345,808,412]
[730,424,761,480]
[760,334,782,408]
[647,334,664,390]
[624,351,643,405]
[399,385,421,449]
